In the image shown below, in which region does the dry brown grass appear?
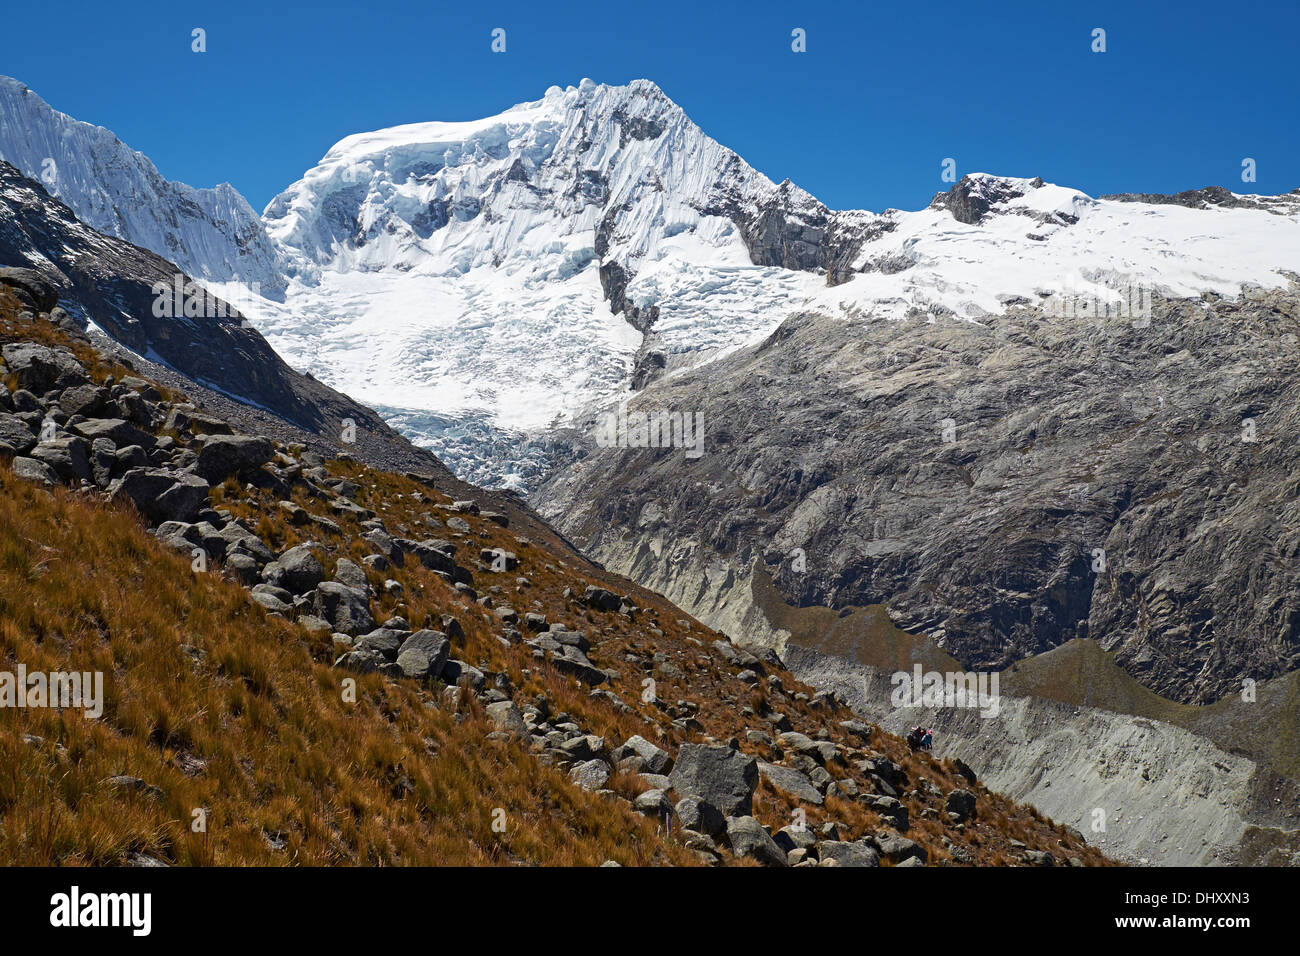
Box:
[0,469,697,866]
[0,296,1117,866]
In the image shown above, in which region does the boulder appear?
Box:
[945,788,977,823]
[313,581,374,636]
[758,761,824,806]
[872,831,927,864]
[195,434,274,482]
[569,759,611,792]
[817,840,880,867]
[263,544,324,594]
[0,413,37,455]
[57,384,111,417]
[394,629,450,680]
[668,744,758,817]
[675,797,725,838]
[484,700,527,738]
[10,456,58,485]
[622,734,673,774]
[583,586,620,612]
[633,789,674,817]
[725,816,787,867]
[2,342,83,392]
[352,628,406,660]
[110,468,210,523]
[0,268,60,312]
[72,418,154,449]
[333,557,371,593]
[30,438,91,483]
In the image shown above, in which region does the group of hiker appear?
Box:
[906,726,933,753]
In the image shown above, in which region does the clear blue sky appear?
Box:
[4,0,1297,213]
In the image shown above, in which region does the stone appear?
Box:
[0,413,37,455]
[195,434,274,482]
[945,788,977,823]
[569,759,611,792]
[675,796,725,838]
[313,581,375,636]
[757,761,824,805]
[668,744,758,817]
[110,468,210,523]
[2,342,83,392]
[394,629,450,680]
[816,840,881,867]
[263,544,324,594]
[873,831,927,864]
[622,734,673,774]
[10,456,58,485]
[72,418,153,449]
[583,586,620,612]
[725,816,787,867]
[485,700,527,737]
[30,438,91,483]
[633,789,674,817]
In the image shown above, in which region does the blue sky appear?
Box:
[3,0,1296,213]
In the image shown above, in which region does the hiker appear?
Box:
[906,726,925,752]
[921,728,933,751]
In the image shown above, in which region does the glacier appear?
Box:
[2,74,1298,489]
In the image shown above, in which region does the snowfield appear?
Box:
[3,75,1298,487]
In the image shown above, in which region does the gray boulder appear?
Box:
[313,581,374,636]
[394,629,450,680]
[0,413,37,455]
[758,761,824,806]
[485,700,527,737]
[725,816,787,867]
[195,435,274,482]
[817,840,880,867]
[668,744,758,817]
[945,788,977,823]
[10,456,58,485]
[110,468,210,523]
[621,734,673,774]
[263,544,324,594]
[569,759,611,792]
[675,797,725,838]
[30,438,91,483]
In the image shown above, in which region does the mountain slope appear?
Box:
[0,287,1108,867]
[0,77,285,295]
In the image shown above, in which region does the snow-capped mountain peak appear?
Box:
[0,75,287,296]
[1,75,1297,491]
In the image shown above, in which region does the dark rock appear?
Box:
[668,744,758,817]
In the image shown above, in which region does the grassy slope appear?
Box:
[0,294,1112,866]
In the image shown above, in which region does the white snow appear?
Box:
[4,75,1299,488]
[0,76,287,294]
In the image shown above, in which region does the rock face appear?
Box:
[535,287,1300,706]
[668,744,758,817]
